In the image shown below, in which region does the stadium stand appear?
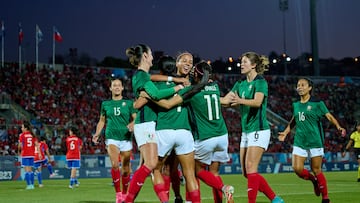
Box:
[0,63,359,160]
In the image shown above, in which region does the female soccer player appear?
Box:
[278,77,346,203]
[92,77,136,203]
[150,52,194,203]
[66,125,83,189]
[222,52,284,203]
[34,136,54,187]
[123,44,184,203]
[18,120,40,189]
[342,122,360,182]
[144,61,235,203]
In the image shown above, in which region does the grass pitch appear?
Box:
[0,171,359,203]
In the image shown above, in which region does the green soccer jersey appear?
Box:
[132,70,176,124]
[292,98,329,149]
[231,75,269,133]
[100,99,136,141]
[154,81,191,131]
[188,82,228,140]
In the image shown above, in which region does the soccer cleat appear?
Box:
[69,185,73,189]
[321,199,330,203]
[26,185,34,190]
[174,196,183,203]
[39,184,44,188]
[222,185,234,203]
[272,196,285,203]
[311,177,321,196]
[357,178,360,182]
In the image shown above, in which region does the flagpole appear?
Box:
[19,43,21,73]
[52,26,55,69]
[1,32,3,68]
[36,25,38,72]
[1,21,4,68]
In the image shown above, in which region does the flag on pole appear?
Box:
[53,27,63,42]
[36,24,43,43]
[18,23,24,45]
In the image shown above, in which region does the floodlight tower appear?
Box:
[279,0,288,75]
[310,0,320,76]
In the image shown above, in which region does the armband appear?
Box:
[167,76,173,82]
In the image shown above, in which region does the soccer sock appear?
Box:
[162,174,171,197]
[75,178,79,185]
[188,189,201,203]
[247,173,260,203]
[111,168,121,193]
[358,166,360,179]
[124,165,151,202]
[171,168,181,197]
[153,183,169,202]
[122,174,131,194]
[70,178,75,186]
[47,164,53,175]
[25,172,30,185]
[298,169,315,181]
[316,172,329,199]
[257,173,276,200]
[30,171,34,185]
[197,169,223,190]
[213,176,223,203]
[37,171,42,185]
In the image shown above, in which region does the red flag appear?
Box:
[18,23,23,45]
[53,27,63,42]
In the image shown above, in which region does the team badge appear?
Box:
[307,105,312,111]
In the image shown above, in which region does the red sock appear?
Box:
[298,169,315,181]
[247,173,260,203]
[111,168,121,193]
[188,189,201,203]
[186,191,191,202]
[162,174,171,197]
[316,172,329,199]
[124,165,151,202]
[197,170,223,190]
[122,174,130,194]
[154,183,169,202]
[171,168,181,197]
[186,178,200,202]
[258,173,276,200]
[213,176,223,203]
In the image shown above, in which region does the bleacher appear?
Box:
[0,63,359,158]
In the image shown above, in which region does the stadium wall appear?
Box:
[0,154,358,181]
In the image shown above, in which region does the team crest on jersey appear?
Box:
[307,105,312,111]
[148,133,155,140]
[249,84,253,89]
[122,102,126,106]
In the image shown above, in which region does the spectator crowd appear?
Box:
[0,63,359,159]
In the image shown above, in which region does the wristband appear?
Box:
[168,76,173,82]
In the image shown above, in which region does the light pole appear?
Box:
[279,0,288,75]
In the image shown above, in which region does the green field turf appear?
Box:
[0,171,359,203]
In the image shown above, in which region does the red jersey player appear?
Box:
[18,120,40,189]
[66,126,83,189]
[34,136,54,187]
